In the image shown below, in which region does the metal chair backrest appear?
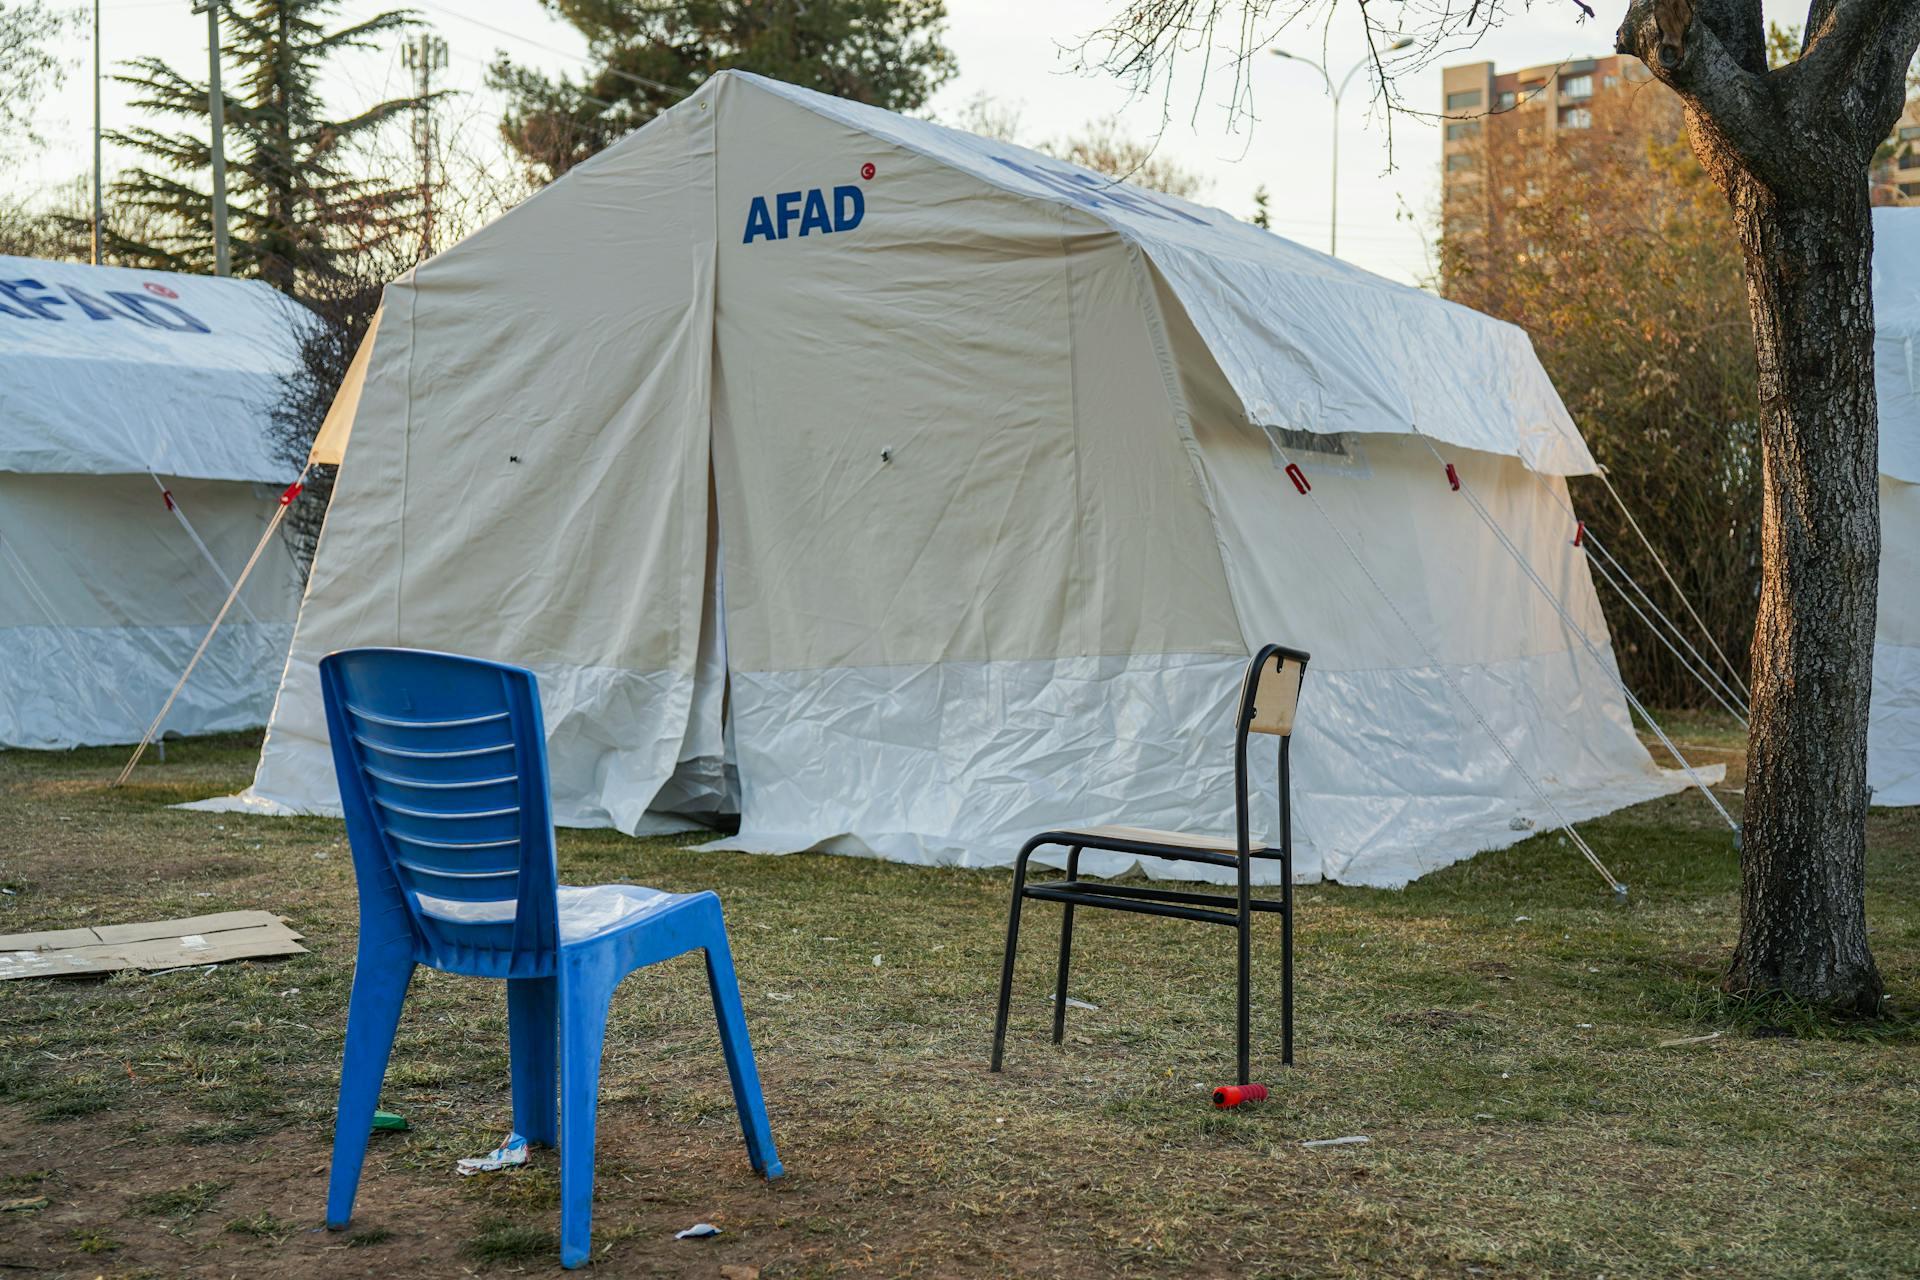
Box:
[1241,647,1308,738]
[1232,644,1312,853]
[320,648,561,977]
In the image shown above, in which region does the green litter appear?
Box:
[372,1111,409,1132]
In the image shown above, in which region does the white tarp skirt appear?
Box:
[1871,476,1920,805]
[0,473,301,748]
[713,648,1700,888]
[0,620,293,748]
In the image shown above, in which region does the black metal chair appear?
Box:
[989,643,1309,1086]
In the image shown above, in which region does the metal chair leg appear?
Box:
[990,840,1042,1072]
[1282,845,1294,1067]
[1236,858,1253,1087]
[1051,845,1082,1045]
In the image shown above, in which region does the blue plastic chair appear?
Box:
[318,647,781,1268]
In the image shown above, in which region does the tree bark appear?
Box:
[1723,172,1884,1013]
[1614,0,1917,1015]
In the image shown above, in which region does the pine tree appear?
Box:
[491,0,957,183]
[105,1,423,294]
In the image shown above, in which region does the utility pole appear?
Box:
[1271,39,1413,259]
[401,32,448,258]
[91,0,102,264]
[191,0,231,276]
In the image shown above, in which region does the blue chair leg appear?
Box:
[558,955,615,1270]
[703,925,782,1179]
[326,955,414,1230]
[507,977,559,1148]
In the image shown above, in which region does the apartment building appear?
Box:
[1875,98,1920,205]
[1440,55,1680,244]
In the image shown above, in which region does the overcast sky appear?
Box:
[17,2,1795,287]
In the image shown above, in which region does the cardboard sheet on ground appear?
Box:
[0,909,305,979]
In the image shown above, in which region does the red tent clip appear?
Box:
[279,481,305,506]
[1445,462,1459,491]
[161,489,174,511]
[1284,462,1310,494]
[1573,520,1586,547]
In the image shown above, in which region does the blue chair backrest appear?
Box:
[320,648,561,977]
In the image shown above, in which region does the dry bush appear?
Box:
[1438,84,1759,711]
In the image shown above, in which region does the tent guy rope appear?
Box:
[1506,459,1751,719]
[1584,550,1750,726]
[1410,434,1740,837]
[1264,443,1628,895]
[1594,468,1751,702]
[112,472,306,788]
[149,472,262,625]
[1581,527,1749,720]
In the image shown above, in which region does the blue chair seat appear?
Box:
[317,648,781,1268]
[414,883,699,944]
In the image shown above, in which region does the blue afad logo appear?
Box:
[0,277,212,332]
[742,185,865,245]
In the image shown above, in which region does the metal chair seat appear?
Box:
[1049,824,1273,856]
[991,644,1311,1086]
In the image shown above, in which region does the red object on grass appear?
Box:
[1212,1083,1269,1109]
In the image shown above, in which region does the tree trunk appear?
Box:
[1722,167,1884,1014]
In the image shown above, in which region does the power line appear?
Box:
[415,1,688,100]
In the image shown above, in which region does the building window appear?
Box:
[1560,106,1593,130]
[1445,121,1480,141]
[1902,181,1920,197]
[1602,74,1621,89]
[1446,152,1476,172]
[1446,89,1483,110]
[1902,149,1920,171]
[1902,125,1920,140]
[1496,90,1516,111]
[1561,74,1593,99]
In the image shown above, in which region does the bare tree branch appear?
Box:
[1616,0,1784,182]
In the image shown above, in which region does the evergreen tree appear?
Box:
[105,1,423,294]
[491,0,956,183]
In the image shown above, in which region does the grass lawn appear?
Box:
[0,728,1915,1277]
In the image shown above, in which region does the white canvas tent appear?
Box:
[0,256,304,748]
[202,71,1704,887]
[1870,208,1920,806]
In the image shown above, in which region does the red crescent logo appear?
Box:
[860,162,877,181]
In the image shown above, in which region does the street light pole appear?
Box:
[91,0,101,264]
[1272,39,1414,258]
[192,0,231,276]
